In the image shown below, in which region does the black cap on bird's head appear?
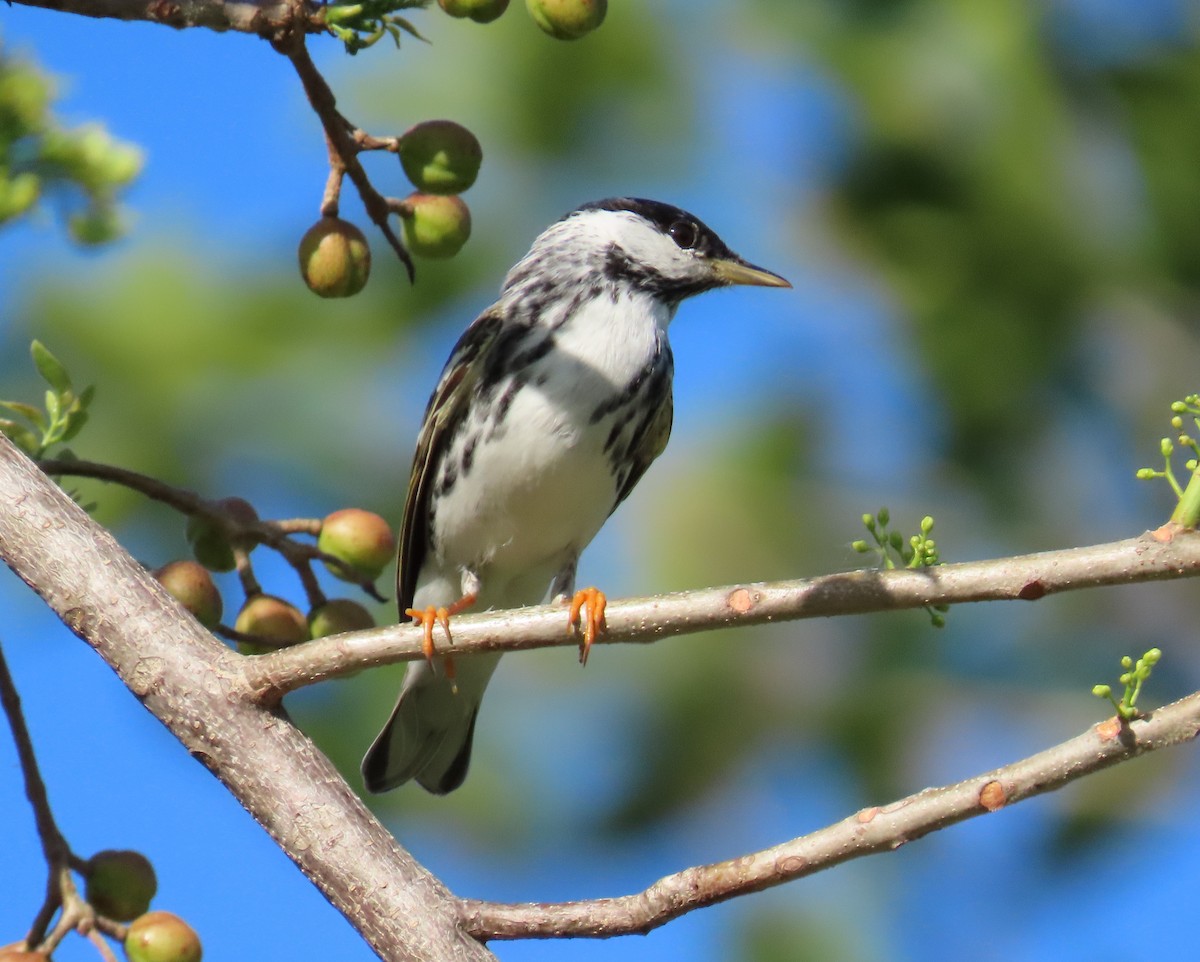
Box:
[568,197,791,299]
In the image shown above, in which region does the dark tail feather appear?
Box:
[361,654,498,794]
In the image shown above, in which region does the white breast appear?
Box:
[427,291,673,608]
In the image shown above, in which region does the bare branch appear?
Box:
[459,691,1200,939]
[0,641,76,949]
[241,528,1200,700]
[6,0,321,35]
[37,456,384,601]
[0,642,72,870]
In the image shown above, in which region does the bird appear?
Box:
[361,197,790,794]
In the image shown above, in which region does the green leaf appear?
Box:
[0,419,43,457]
[0,399,47,429]
[31,340,72,394]
[59,410,89,443]
[44,388,61,425]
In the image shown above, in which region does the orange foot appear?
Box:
[405,592,478,691]
[567,587,607,666]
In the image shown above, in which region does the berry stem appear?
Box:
[273,31,416,281]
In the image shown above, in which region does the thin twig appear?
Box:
[276,30,416,280]
[37,457,385,602]
[459,691,1200,939]
[239,529,1200,699]
[85,925,122,962]
[0,642,76,948]
[38,458,207,516]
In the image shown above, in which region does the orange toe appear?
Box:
[405,606,445,664]
[568,587,608,666]
[406,594,479,691]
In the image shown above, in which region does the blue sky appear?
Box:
[3,3,1200,962]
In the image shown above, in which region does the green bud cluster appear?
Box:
[853,507,948,627]
[1135,394,1200,528]
[324,0,428,54]
[1093,648,1162,720]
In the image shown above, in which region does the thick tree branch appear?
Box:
[241,527,1200,700]
[0,436,493,962]
[459,691,1200,939]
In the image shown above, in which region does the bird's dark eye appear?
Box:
[669,220,699,250]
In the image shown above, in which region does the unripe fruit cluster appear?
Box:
[394,120,479,260]
[233,594,376,654]
[438,0,606,39]
[157,506,389,651]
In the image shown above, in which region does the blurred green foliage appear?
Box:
[0,44,140,243]
[757,0,1200,502]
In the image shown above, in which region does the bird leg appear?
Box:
[567,587,607,666]
[405,591,478,690]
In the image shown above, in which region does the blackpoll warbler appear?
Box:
[362,197,790,794]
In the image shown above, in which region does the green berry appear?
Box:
[399,193,471,259]
[298,217,371,298]
[124,912,202,962]
[308,599,376,639]
[397,120,483,195]
[153,561,223,629]
[85,849,157,922]
[525,0,605,39]
[185,499,258,573]
[185,515,234,573]
[438,0,509,24]
[318,509,395,581]
[234,595,308,653]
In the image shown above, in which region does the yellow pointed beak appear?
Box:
[710,257,792,289]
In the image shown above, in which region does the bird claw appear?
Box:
[567,587,607,666]
[405,605,459,692]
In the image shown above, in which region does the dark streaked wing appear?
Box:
[612,358,674,510]
[396,308,505,611]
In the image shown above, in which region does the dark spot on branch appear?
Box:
[1017,580,1045,601]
